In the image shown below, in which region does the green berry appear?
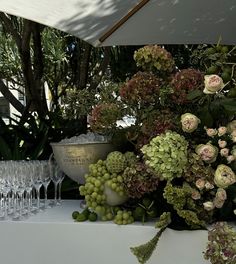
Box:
[88,212,98,222]
[82,208,90,218]
[72,211,80,220]
[76,213,87,222]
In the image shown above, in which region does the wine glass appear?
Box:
[40,160,51,209]
[31,160,43,211]
[49,155,64,206]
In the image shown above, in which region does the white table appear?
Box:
[0,200,209,264]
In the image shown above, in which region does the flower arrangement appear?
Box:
[74,44,236,263]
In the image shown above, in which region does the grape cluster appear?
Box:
[114,210,134,225]
[79,152,129,223]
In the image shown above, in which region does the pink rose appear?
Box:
[227,120,236,133]
[220,148,229,157]
[203,75,225,94]
[213,198,225,209]
[195,178,205,190]
[215,188,227,201]
[218,126,227,136]
[191,190,201,200]
[206,128,218,137]
[180,113,200,133]
[196,143,218,163]
[231,130,236,142]
[227,155,235,164]
[218,139,227,148]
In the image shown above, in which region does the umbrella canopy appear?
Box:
[0,0,235,46]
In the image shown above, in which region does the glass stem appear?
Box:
[54,182,58,204]
[44,186,48,207]
[58,181,62,204]
[36,189,40,210]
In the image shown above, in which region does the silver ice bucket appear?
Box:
[50,142,114,184]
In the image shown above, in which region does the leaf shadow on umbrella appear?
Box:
[54,0,139,46]
[55,0,236,46]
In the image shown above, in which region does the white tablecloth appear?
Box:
[0,200,209,264]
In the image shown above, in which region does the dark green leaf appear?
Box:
[187,90,203,100]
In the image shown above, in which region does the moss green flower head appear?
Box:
[196,143,218,163]
[214,164,236,188]
[181,113,200,133]
[141,131,188,181]
[203,74,224,94]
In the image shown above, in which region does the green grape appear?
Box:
[114,210,134,225]
[79,157,128,221]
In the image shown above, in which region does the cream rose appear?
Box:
[218,139,227,148]
[203,75,225,94]
[196,143,218,163]
[231,130,236,142]
[203,201,215,211]
[218,126,227,136]
[215,188,227,201]
[227,155,235,164]
[206,128,218,137]
[195,178,205,190]
[214,164,236,188]
[180,113,200,133]
[227,120,236,133]
[220,148,229,157]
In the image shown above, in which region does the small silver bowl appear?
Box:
[50,142,114,184]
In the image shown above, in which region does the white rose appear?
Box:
[203,75,225,94]
[203,201,215,211]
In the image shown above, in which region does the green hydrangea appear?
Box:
[133,45,175,75]
[141,131,188,181]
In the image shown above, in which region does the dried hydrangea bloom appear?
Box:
[89,102,122,133]
[204,222,236,264]
[119,71,160,105]
[171,68,204,104]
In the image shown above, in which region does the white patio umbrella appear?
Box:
[0,0,235,46]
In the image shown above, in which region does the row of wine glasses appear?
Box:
[0,159,65,221]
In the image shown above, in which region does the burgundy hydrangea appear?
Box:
[119,71,160,105]
[122,162,159,199]
[89,103,122,133]
[171,68,204,104]
[137,110,176,148]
